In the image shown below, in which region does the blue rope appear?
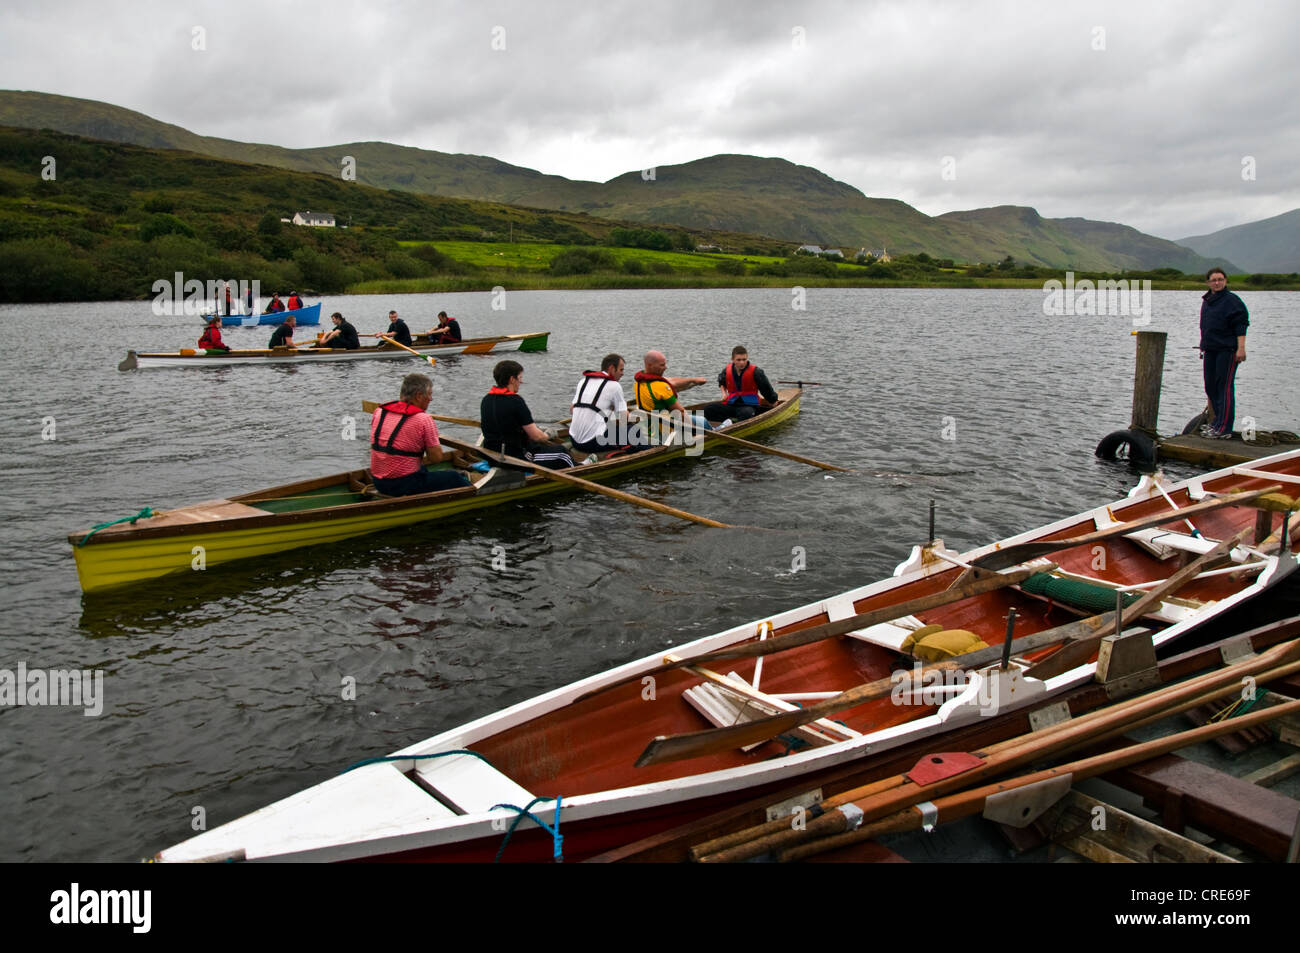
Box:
[77,507,155,546]
[492,796,564,863]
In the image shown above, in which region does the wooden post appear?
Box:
[1130,330,1167,433]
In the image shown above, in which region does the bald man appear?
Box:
[632,350,711,443]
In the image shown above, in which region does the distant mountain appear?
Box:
[1176,209,1300,273]
[0,89,1235,272]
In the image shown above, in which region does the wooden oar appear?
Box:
[467,446,744,530]
[373,335,437,368]
[635,534,1234,767]
[361,400,479,428]
[969,485,1279,571]
[631,408,851,473]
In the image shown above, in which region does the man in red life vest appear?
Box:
[286,291,304,310]
[265,293,285,313]
[198,316,230,352]
[370,373,472,496]
[428,311,462,343]
[702,345,778,425]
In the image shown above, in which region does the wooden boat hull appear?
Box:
[69,389,801,592]
[120,332,550,370]
[220,303,321,327]
[154,449,1300,862]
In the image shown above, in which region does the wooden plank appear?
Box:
[1241,753,1300,787]
[1038,791,1238,863]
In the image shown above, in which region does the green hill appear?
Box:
[0,89,1235,273]
[1176,208,1300,273]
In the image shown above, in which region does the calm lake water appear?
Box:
[0,286,1297,862]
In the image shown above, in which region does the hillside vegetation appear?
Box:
[0,90,1239,273]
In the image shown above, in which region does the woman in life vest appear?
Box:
[198,316,230,352]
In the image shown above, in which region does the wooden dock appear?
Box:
[1159,433,1300,467]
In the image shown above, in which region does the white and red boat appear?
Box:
[156,449,1300,862]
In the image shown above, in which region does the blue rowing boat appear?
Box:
[219,303,322,327]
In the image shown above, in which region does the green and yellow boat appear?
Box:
[68,388,803,593]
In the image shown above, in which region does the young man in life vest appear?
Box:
[633,350,711,445]
[481,360,574,469]
[198,315,231,352]
[428,311,462,343]
[370,373,472,496]
[286,291,303,310]
[265,293,285,313]
[569,353,651,458]
[702,346,778,425]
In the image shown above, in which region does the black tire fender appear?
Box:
[1095,429,1157,468]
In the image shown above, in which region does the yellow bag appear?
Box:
[901,627,989,663]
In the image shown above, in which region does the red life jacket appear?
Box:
[370,401,427,459]
[198,326,225,349]
[721,363,760,406]
[287,295,303,310]
[633,371,676,412]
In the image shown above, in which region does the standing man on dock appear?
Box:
[1199,268,1249,439]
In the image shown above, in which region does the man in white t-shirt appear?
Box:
[568,353,650,457]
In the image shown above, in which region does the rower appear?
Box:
[481,360,573,470]
[428,311,462,343]
[316,312,360,350]
[569,353,651,458]
[265,292,286,313]
[701,346,778,426]
[633,350,711,442]
[370,374,472,496]
[378,310,412,347]
[268,313,297,348]
[198,315,231,353]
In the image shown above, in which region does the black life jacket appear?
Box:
[573,371,615,418]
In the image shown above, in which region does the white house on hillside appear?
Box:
[292,211,336,227]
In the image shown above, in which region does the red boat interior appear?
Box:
[466,465,1299,800]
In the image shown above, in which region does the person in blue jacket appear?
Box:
[1198,268,1249,439]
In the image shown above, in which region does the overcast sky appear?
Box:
[2,0,1296,239]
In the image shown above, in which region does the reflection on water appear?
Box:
[0,287,1296,860]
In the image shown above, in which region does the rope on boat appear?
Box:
[492,796,564,863]
[77,507,156,547]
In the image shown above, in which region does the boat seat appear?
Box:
[682,680,858,751]
[1124,528,1249,563]
[823,594,924,651]
[412,753,536,815]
